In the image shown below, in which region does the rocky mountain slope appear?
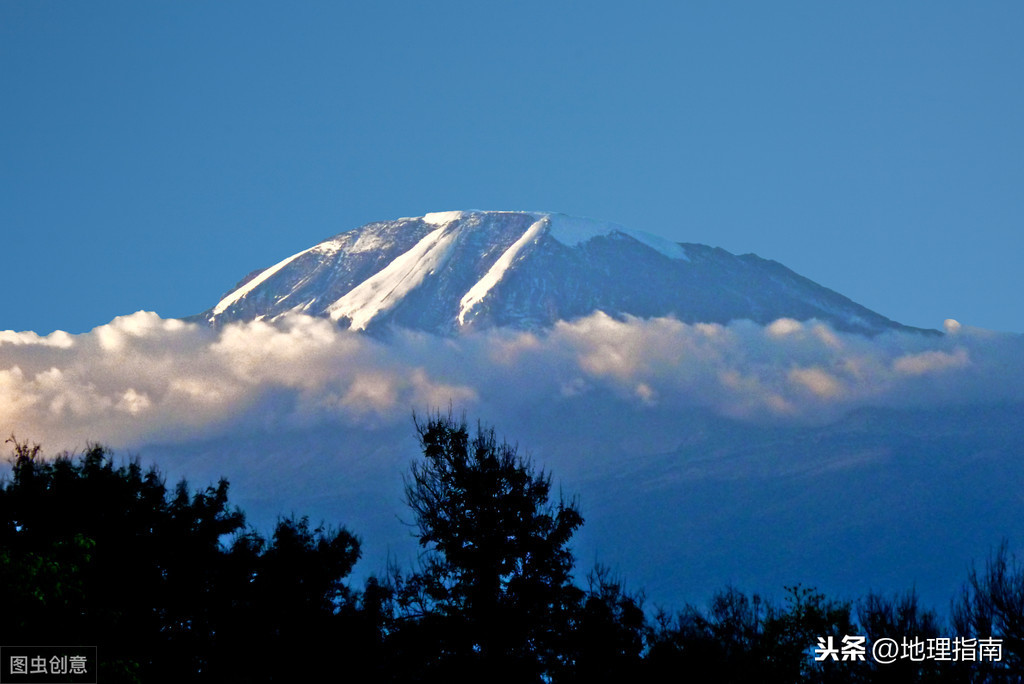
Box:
[195,211,929,336]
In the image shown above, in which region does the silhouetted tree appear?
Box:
[207,515,364,681]
[397,412,584,682]
[0,440,243,681]
[765,585,858,684]
[857,590,947,682]
[11,430,1021,682]
[646,586,771,682]
[0,439,367,683]
[563,565,646,682]
[645,584,857,683]
[952,540,1024,681]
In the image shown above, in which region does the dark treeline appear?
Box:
[1,416,1022,683]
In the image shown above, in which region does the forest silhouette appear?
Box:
[1,415,1021,683]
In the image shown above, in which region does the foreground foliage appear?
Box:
[0,440,364,682]
[2,423,1022,683]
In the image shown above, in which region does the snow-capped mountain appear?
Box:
[195,210,927,335]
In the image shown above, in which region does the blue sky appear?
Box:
[3,1,1023,334]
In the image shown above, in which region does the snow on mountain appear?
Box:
[195,210,930,336]
[327,222,461,331]
[458,216,548,326]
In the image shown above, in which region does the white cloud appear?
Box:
[0,311,1021,449]
[893,348,970,376]
[0,329,75,348]
[788,367,843,399]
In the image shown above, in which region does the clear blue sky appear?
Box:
[3,1,1022,334]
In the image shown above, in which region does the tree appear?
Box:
[857,590,946,683]
[0,439,245,681]
[645,584,857,683]
[399,412,584,682]
[952,540,1024,680]
[0,439,367,683]
[207,515,364,682]
[563,565,646,682]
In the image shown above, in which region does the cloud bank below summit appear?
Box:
[1,311,1021,450]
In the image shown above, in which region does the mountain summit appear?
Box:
[195,210,923,335]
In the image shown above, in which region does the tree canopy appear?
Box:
[2,424,1021,683]
[398,412,584,681]
[0,439,364,683]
